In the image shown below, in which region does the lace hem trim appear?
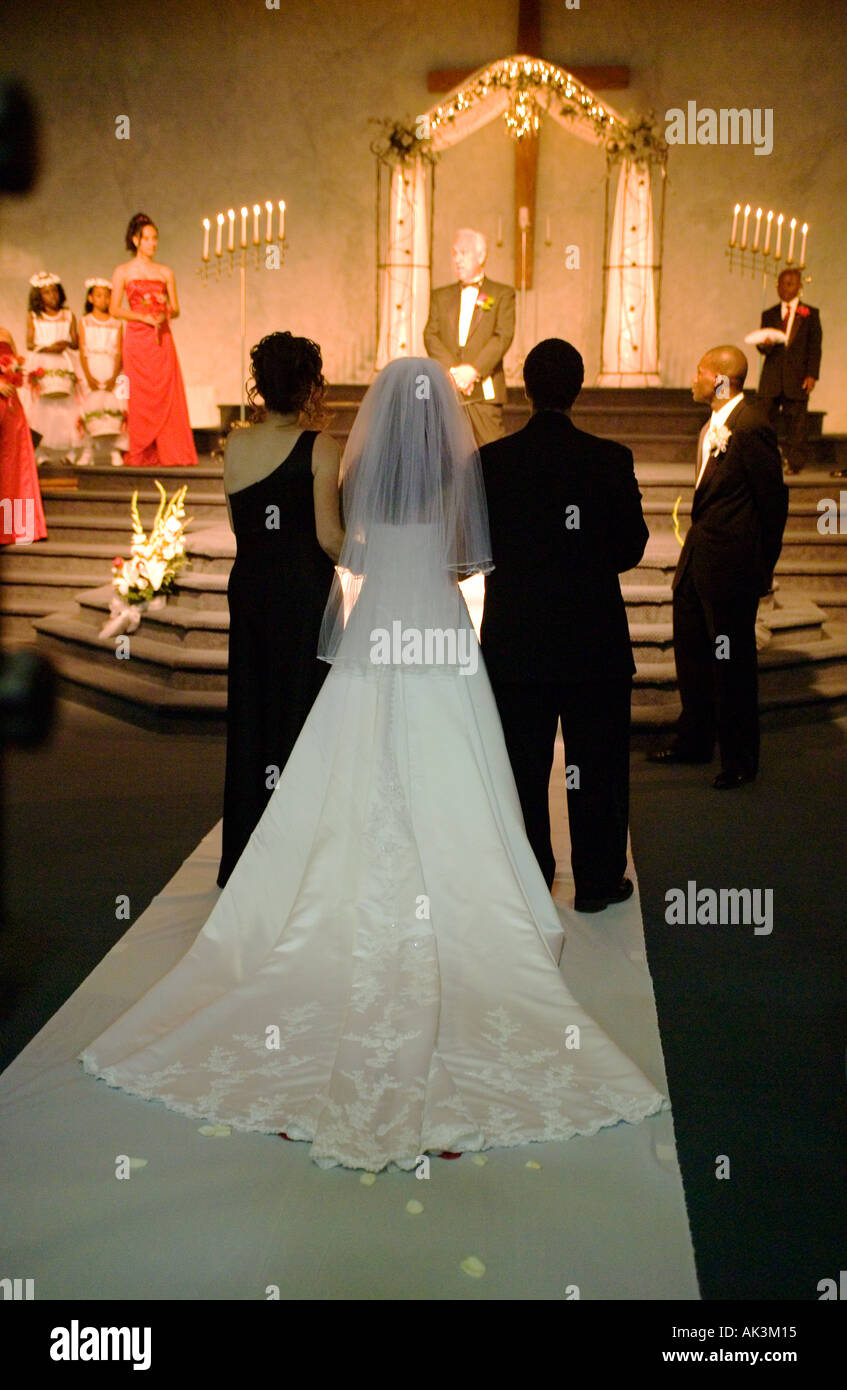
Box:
[78,1051,669,1174]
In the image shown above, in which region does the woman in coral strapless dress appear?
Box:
[109,212,197,467]
[0,328,47,546]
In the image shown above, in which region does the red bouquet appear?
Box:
[0,354,25,389]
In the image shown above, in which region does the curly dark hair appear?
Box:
[246,331,329,425]
[28,281,67,314]
[125,212,157,253]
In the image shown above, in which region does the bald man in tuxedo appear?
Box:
[424,227,515,446]
[650,346,788,788]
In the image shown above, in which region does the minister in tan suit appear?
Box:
[423,228,516,446]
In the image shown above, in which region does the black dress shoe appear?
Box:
[574,877,635,914]
[713,769,756,789]
[648,747,712,765]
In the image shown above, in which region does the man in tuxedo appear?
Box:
[756,267,822,475]
[423,228,515,446]
[479,338,649,912]
[651,346,789,788]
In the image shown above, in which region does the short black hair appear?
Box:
[523,338,584,411]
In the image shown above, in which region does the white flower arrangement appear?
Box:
[706,423,732,456]
[99,482,191,639]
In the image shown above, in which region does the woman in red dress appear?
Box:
[0,328,48,546]
[109,213,197,468]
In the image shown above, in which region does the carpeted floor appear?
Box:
[0,696,844,1298]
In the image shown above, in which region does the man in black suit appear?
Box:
[479,338,649,912]
[756,267,822,475]
[423,227,515,446]
[650,346,789,788]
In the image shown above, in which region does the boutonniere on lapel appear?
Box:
[706,422,732,456]
[476,292,495,311]
[795,304,810,318]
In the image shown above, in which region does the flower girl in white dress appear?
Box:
[25,272,81,465]
[79,358,668,1173]
[77,279,128,467]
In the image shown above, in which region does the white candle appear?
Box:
[545,214,552,244]
[753,207,762,251]
[240,206,248,248]
[227,208,235,252]
[215,213,224,257]
[775,213,784,260]
[730,203,740,246]
[763,210,773,255]
[202,218,210,262]
[496,215,503,245]
[265,201,273,242]
[800,223,809,267]
[278,200,286,241]
[740,204,751,249]
[252,204,260,245]
[787,216,797,262]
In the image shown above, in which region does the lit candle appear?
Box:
[496,215,503,245]
[740,204,751,249]
[787,216,797,262]
[278,200,286,241]
[240,206,248,249]
[753,207,762,251]
[800,222,809,267]
[265,200,273,242]
[227,208,235,252]
[775,213,784,260]
[252,204,261,245]
[202,217,210,262]
[215,213,224,257]
[763,209,774,255]
[730,203,740,246]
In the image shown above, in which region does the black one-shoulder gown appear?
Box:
[218,430,336,887]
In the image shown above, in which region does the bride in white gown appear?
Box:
[79,358,667,1172]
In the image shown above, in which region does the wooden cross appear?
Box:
[427,0,629,288]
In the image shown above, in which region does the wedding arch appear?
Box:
[371,55,668,384]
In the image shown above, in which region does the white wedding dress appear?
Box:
[79,522,668,1172]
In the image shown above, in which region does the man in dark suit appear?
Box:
[423,228,515,446]
[651,346,789,788]
[479,338,649,912]
[756,267,822,474]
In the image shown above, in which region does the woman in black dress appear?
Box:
[218,332,344,887]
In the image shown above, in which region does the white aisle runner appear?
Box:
[0,731,698,1301]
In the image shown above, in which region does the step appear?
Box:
[0,568,113,602]
[34,611,229,690]
[39,488,226,521]
[34,515,215,547]
[41,646,228,716]
[43,461,225,496]
[168,571,230,609]
[0,539,131,577]
[74,585,230,649]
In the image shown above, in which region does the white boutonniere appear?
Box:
[706,422,731,456]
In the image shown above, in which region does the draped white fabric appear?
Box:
[374,61,660,380]
[79,528,668,1173]
[598,159,661,385]
[375,160,430,368]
